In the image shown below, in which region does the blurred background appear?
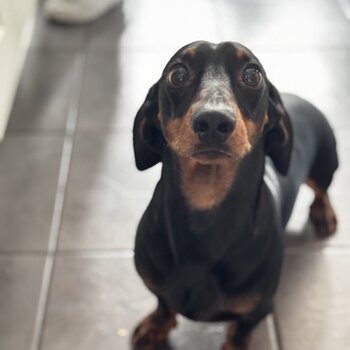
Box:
[0,0,349,349]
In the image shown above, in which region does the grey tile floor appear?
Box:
[1,0,350,349]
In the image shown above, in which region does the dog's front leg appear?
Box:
[131,298,177,350]
[221,318,260,350]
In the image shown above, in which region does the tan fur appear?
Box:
[222,322,238,350]
[164,105,260,210]
[132,311,177,347]
[229,294,261,314]
[164,110,197,157]
[222,321,251,350]
[305,179,321,195]
[244,113,268,144]
[179,157,239,210]
[227,109,253,158]
[221,294,257,349]
[236,48,248,60]
[306,178,337,235]
[185,47,197,58]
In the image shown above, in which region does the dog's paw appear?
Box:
[221,322,251,350]
[309,194,337,238]
[221,342,250,350]
[131,313,176,350]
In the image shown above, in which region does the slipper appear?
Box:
[44,0,122,24]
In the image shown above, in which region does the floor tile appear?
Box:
[254,49,350,130]
[119,0,220,50]
[0,256,45,350]
[276,251,350,350]
[85,7,125,53]
[286,182,350,249]
[285,177,350,248]
[7,51,77,132]
[86,0,220,53]
[41,256,275,350]
[41,257,152,350]
[58,131,160,250]
[171,315,275,350]
[77,49,171,132]
[216,0,350,49]
[0,135,63,251]
[30,3,86,52]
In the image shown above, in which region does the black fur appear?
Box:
[132,41,338,349]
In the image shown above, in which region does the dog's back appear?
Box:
[277,93,338,231]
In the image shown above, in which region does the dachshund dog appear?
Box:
[131,41,338,350]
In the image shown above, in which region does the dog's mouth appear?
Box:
[191,147,233,161]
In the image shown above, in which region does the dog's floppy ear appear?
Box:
[264,81,293,175]
[133,81,165,170]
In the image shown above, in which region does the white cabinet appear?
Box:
[0,0,37,140]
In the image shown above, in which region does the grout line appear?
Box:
[272,312,285,350]
[30,51,86,350]
[56,249,135,259]
[5,129,67,137]
[3,245,350,262]
[31,255,54,350]
[266,313,282,350]
[0,248,135,259]
[286,245,350,255]
[5,245,350,259]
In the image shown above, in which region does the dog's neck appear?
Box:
[161,143,266,227]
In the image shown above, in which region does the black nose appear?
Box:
[192,111,236,144]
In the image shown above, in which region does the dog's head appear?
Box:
[133,41,292,175]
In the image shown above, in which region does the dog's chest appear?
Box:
[161,261,260,322]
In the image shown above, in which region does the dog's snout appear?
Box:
[192,111,236,144]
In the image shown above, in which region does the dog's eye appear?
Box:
[168,66,189,86]
[242,68,262,87]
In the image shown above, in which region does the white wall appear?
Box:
[0,0,37,140]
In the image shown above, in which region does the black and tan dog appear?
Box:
[131,41,338,350]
